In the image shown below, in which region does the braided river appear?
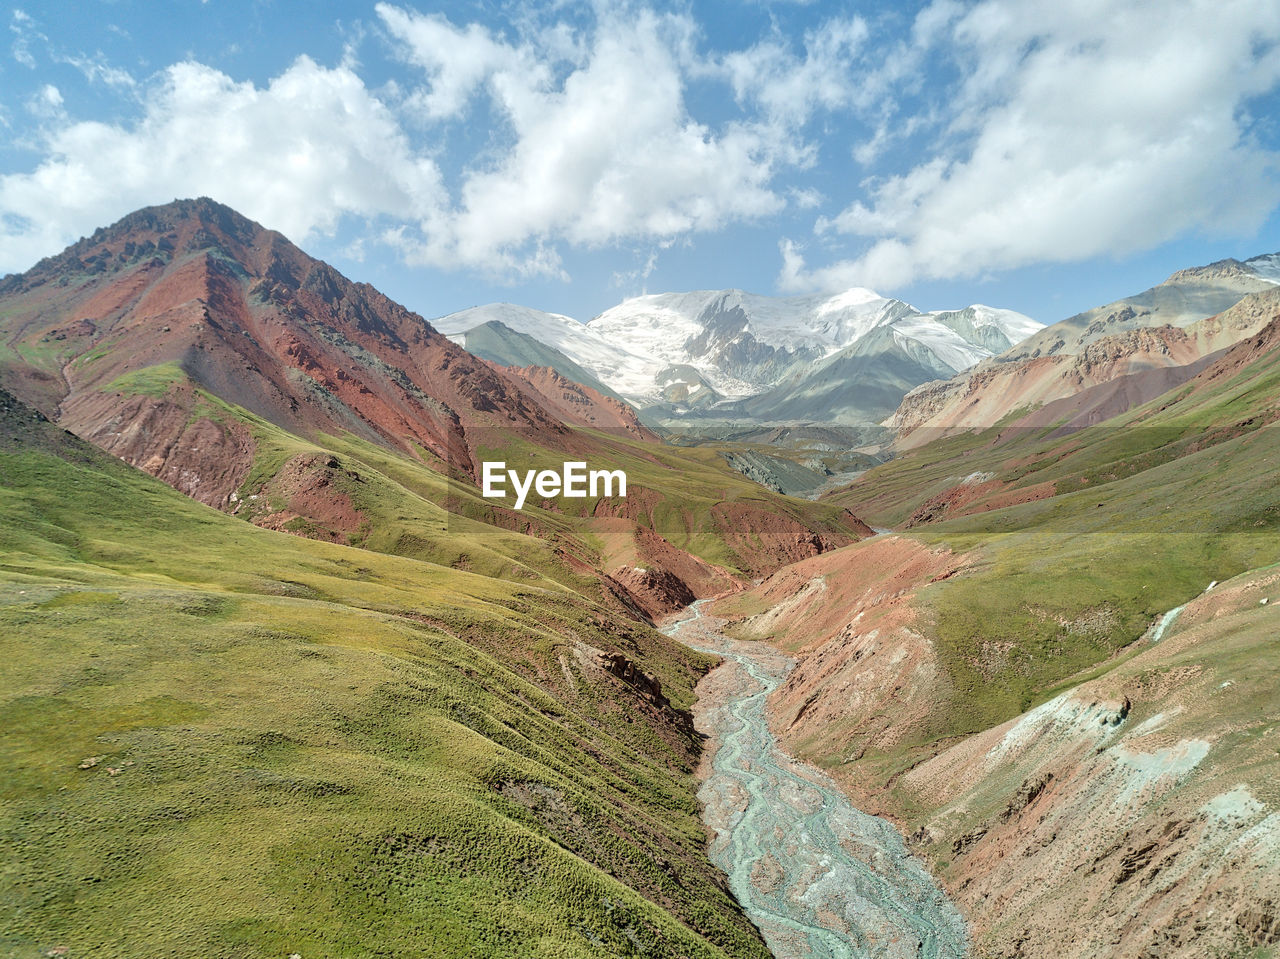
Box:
[662,600,968,959]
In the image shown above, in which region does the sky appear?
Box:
[2,0,1280,328]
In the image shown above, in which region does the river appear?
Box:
[661,600,968,959]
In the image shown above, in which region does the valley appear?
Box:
[663,600,967,959]
[2,197,1278,959]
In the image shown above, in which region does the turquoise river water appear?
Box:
[662,600,968,959]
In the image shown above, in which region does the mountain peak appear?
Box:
[85,196,271,254]
[2,196,289,298]
[0,198,592,485]
[433,286,1046,425]
[1164,257,1253,285]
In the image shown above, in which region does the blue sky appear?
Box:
[3,0,1280,327]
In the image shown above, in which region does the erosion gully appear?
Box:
[662,600,968,959]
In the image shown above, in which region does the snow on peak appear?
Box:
[891,317,992,373]
[927,304,1043,346]
[968,304,1043,341]
[1245,252,1280,284]
[815,287,888,314]
[588,287,904,361]
[431,302,663,398]
[435,289,1044,411]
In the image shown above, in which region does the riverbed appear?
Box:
[662,600,968,959]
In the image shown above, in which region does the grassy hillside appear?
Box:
[821,320,1280,737]
[0,395,769,959]
[93,363,860,591]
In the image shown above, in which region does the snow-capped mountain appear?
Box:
[433,289,1043,426]
[1244,252,1280,284]
[926,305,1045,357]
[587,289,911,400]
[583,290,1041,422]
[432,302,662,399]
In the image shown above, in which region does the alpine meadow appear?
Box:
[3,3,1280,958]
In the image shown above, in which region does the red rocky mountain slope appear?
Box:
[0,198,619,505]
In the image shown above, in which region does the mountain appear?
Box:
[444,318,622,400]
[1004,255,1278,361]
[0,198,867,612]
[714,301,1280,958]
[495,362,656,438]
[434,303,661,400]
[0,384,773,959]
[891,255,1280,445]
[0,197,584,500]
[437,291,1042,427]
[723,311,1026,425]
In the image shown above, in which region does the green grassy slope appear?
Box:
[98,364,859,587]
[823,321,1280,739]
[0,397,769,959]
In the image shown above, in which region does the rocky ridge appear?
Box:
[890,266,1280,446]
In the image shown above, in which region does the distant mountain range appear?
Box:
[436,291,1042,426]
[437,250,1280,439]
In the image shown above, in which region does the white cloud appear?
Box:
[789,187,824,210]
[0,57,445,272]
[721,16,869,126]
[783,0,1280,292]
[19,0,1271,298]
[60,53,137,89]
[10,9,42,68]
[378,4,784,276]
[2,5,831,281]
[26,84,63,120]
[375,3,523,120]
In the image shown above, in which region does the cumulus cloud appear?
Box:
[721,16,869,126]
[374,4,523,120]
[2,3,844,280]
[11,0,1273,295]
[0,57,444,272]
[783,0,1280,292]
[377,4,784,276]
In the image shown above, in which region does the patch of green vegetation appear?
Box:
[0,416,768,957]
[38,588,122,608]
[105,361,189,397]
